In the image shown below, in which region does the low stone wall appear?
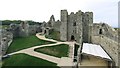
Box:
[92,35,118,66]
[1,29,13,55]
[2,39,13,55]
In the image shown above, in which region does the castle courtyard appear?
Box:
[0,8,119,68]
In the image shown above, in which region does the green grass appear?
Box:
[0,61,2,68]
[34,44,69,58]
[0,25,9,29]
[2,53,59,68]
[6,35,55,54]
[45,31,60,41]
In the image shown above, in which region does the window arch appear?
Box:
[73,22,76,26]
[99,29,102,34]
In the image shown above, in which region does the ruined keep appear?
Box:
[42,10,93,44]
[1,9,118,67]
[60,10,93,43]
[41,15,61,36]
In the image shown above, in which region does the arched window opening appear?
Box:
[99,29,102,34]
[73,22,76,26]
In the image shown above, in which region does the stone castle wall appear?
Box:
[92,35,118,66]
[1,29,13,55]
[75,10,83,44]
[60,10,68,41]
[67,12,77,41]
[19,10,118,67]
[92,23,119,66]
[82,12,93,43]
[19,22,29,37]
[60,10,93,44]
[53,20,61,31]
[9,22,42,38]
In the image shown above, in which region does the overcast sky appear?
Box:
[0,0,119,27]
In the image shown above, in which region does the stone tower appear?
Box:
[75,10,83,44]
[60,10,68,41]
[82,12,93,43]
[67,12,76,41]
[67,10,83,43]
[60,10,92,44]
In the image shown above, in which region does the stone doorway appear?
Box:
[36,31,38,33]
[71,35,75,41]
[44,30,46,34]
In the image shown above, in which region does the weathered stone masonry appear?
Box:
[42,10,119,67]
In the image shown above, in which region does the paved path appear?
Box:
[19,48,60,63]
[8,42,63,63]
[36,33,59,42]
[8,33,75,66]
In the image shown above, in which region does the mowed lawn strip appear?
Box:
[34,44,69,58]
[7,35,55,54]
[2,53,59,68]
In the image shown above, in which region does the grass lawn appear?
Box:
[45,30,60,41]
[0,25,9,29]
[34,44,69,58]
[0,61,2,68]
[6,35,55,54]
[2,53,59,68]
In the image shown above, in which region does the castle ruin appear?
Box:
[1,9,119,67]
[42,10,119,67]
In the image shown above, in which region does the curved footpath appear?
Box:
[8,33,75,66]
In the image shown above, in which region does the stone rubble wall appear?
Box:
[92,35,118,66]
[1,29,13,55]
